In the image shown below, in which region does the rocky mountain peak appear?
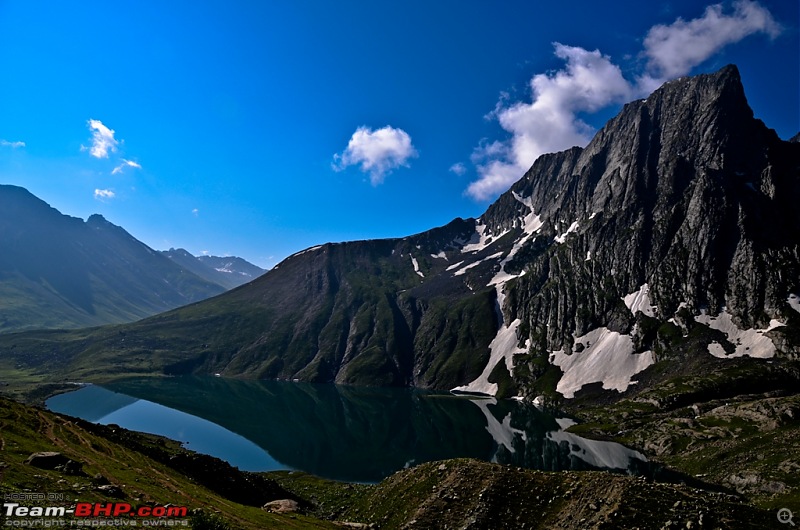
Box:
[481,65,764,236]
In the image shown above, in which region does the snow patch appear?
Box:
[461,223,509,254]
[554,220,579,244]
[694,310,784,358]
[512,192,544,235]
[623,283,657,317]
[485,193,543,286]
[292,245,323,257]
[453,252,503,276]
[788,294,800,315]
[550,328,655,399]
[585,250,592,261]
[588,212,599,220]
[431,251,448,260]
[453,285,530,395]
[488,270,527,287]
[411,256,424,278]
[446,261,465,271]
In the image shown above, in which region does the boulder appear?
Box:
[262,499,301,514]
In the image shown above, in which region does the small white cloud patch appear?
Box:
[0,140,25,148]
[449,162,467,176]
[112,159,142,175]
[84,119,119,159]
[639,0,781,90]
[332,125,418,185]
[93,189,115,200]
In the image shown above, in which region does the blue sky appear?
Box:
[0,1,797,268]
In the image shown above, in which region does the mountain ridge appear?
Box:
[0,186,230,332]
[161,247,265,290]
[2,65,799,404]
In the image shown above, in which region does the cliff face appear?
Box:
[7,65,799,400]
[488,65,799,341]
[453,65,800,397]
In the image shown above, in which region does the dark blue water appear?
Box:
[47,377,648,483]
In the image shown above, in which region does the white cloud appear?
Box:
[83,119,118,158]
[639,0,781,91]
[0,140,25,148]
[449,162,467,176]
[112,158,142,175]
[467,44,631,201]
[465,1,781,201]
[192,208,199,216]
[332,125,417,185]
[93,189,115,200]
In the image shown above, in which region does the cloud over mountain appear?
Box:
[466,0,782,201]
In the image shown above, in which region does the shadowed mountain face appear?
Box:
[0,186,225,332]
[4,66,800,400]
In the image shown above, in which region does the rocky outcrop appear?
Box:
[24,452,83,474]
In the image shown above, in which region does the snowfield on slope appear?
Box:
[694,309,784,358]
[550,328,654,399]
[453,284,529,396]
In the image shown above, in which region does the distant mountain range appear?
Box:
[2,65,799,404]
[0,185,263,332]
[160,248,264,290]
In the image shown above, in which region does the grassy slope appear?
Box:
[0,396,339,529]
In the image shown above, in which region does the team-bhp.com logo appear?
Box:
[4,502,188,517]
[73,504,187,518]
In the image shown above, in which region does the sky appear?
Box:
[0,1,797,269]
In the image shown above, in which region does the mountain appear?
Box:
[0,185,226,332]
[3,65,799,402]
[161,248,265,290]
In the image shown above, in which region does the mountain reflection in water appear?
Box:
[48,377,647,483]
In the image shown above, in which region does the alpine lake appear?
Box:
[47,376,658,484]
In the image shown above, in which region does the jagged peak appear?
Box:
[479,65,763,235]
